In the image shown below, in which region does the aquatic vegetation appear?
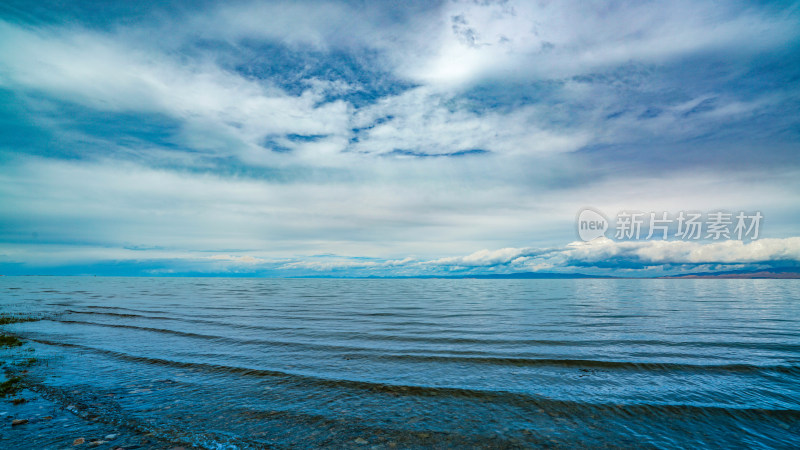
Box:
[0,314,37,348]
[0,314,42,325]
[0,376,23,397]
[0,334,23,347]
[18,357,38,367]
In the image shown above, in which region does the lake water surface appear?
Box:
[1,277,799,448]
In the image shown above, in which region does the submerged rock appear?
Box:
[354,437,369,445]
[73,437,85,445]
[11,418,28,426]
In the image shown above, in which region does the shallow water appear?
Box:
[2,277,799,448]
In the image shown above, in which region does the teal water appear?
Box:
[1,277,799,448]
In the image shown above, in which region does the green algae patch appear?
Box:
[0,334,24,348]
[0,376,23,397]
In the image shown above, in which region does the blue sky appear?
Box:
[0,0,799,277]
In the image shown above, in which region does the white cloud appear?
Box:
[0,1,798,275]
[0,20,350,163]
[2,151,798,267]
[0,156,547,259]
[1,0,794,167]
[598,238,800,264]
[166,0,799,91]
[399,0,799,87]
[412,237,800,274]
[428,247,534,267]
[350,86,590,156]
[257,237,800,275]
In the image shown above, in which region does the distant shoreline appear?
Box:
[3,271,800,279]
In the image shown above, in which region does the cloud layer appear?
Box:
[0,0,798,276]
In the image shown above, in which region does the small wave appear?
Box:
[373,354,800,375]
[63,310,302,333]
[46,318,800,376]
[25,337,800,423]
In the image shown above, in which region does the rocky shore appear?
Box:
[1,314,197,450]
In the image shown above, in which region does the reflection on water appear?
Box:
[2,277,799,448]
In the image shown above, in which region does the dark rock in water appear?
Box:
[11,418,28,426]
[12,397,27,405]
[73,437,85,445]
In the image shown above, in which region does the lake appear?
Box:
[1,277,799,448]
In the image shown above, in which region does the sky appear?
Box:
[0,0,799,277]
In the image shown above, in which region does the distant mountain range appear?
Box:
[658,267,800,279]
[6,268,800,279]
[383,272,615,279]
[365,267,800,279]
